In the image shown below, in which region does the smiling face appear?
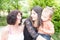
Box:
[31,10,38,21]
[30,6,43,28]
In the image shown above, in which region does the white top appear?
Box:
[7,25,24,40]
[0,25,24,40]
[8,32,24,40]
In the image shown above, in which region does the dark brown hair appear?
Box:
[30,6,43,27]
[7,10,22,25]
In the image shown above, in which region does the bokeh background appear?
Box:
[0,0,60,40]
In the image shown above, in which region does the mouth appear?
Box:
[32,20,35,23]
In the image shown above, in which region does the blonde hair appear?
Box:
[42,6,54,17]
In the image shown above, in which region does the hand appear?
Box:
[36,35,46,40]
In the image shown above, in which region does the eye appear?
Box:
[33,13,35,15]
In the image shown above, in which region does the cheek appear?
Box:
[17,16,21,20]
[31,15,34,19]
[36,15,38,18]
[41,16,49,21]
[35,15,38,19]
[31,14,33,17]
[17,17,22,23]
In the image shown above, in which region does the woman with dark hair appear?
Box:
[1,10,24,40]
[24,6,46,40]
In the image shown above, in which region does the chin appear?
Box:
[19,23,21,25]
[31,17,36,21]
[32,19,35,21]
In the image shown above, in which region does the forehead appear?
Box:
[32,10,37,14]
[42,7,53,15]
[18,12,22,15]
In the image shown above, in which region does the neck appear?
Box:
[8,24,19,28]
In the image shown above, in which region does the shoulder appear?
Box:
[1,26,9,35]
[47,21,54,27]
[1,26,9,34]
[24,18,31,24]
[1,27,9,40]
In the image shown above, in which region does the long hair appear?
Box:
[30,6,43,28]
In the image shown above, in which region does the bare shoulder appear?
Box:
[1,27,9,40]
[1,26,9,36]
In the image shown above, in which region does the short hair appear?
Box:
[7,10,22,25]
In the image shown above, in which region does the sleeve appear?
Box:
[24,19,39,39]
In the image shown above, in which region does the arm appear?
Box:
[38,22,54,35]
[24,19,39,39]
[24,19,46,40]
[1,31,8,40]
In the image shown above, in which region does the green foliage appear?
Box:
[0,0,29,18]
[28,0,55,9]
[22,13,29,19]
[52,32,60,40]
[0,16,7,26]
[52,6,60,34]
[0,0,21,12]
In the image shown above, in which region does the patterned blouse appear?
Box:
[24,18,39,39]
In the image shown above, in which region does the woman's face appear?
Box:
[31,10,38,21]
[16,13,22,24]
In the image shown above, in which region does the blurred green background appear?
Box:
[0,0,60,40]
